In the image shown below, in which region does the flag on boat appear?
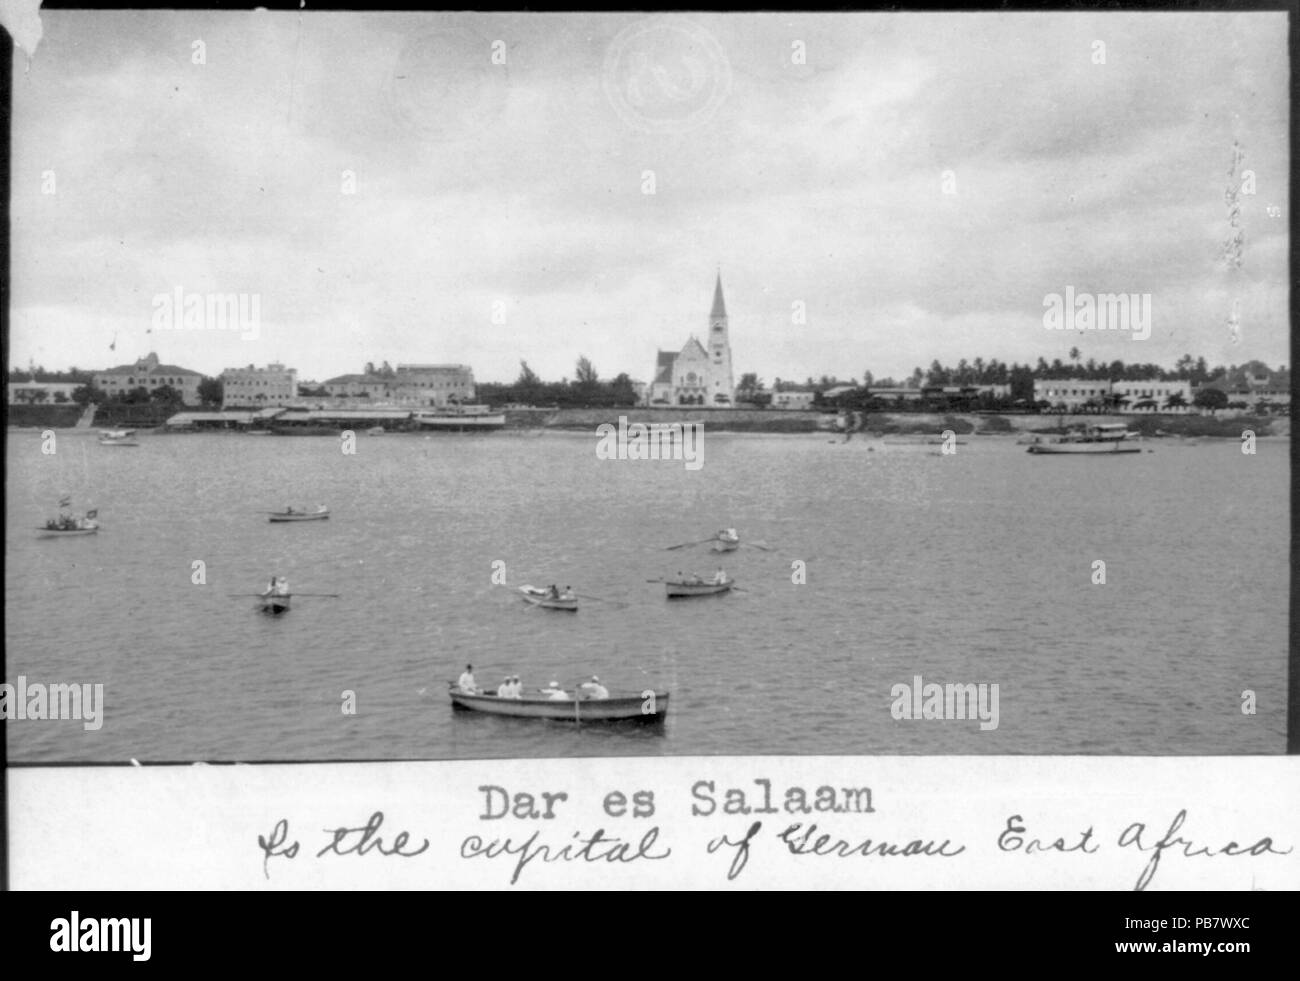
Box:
[58,496,72,507]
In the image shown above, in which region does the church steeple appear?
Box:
[710,272,727,321]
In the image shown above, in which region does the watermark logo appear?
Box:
[595,416,703,471]
[50,912,150,961]
[1042,286,1151,340]
[1,676,103,731]
[890,674,999,731]
[602,16,731,134]
[152,286,260,340]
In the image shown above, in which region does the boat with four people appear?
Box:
[268,505,330,522]
[665,571,734,598]
[518,584,579,611]
[448,685,669,722]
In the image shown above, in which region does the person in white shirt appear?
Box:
[497,676,512,697]
[508,676,523,699]
[713,568,727,584]
[542,680,569,701]
[578,675,609,700]
[457,664,478,693]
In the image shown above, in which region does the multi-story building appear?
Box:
[94,352,203,405]
[391,364,475,407]
[221,363,298,408]
[649,273,736,406]
[1033,378,1112,411]
[1110,379,1193,413]
[321,364,476,406]
[7,382,81,404]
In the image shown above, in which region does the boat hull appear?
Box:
[449,688,668,722]
[666,580,733,598]
[259,597,291,615]
[414,415,506,431]
[37,528,98,538]
[518,586,578,611]
[268,511,330,522]
[711,539,739,553]
[98,439,139,447]
[1027,442,1141,454]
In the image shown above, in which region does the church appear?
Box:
[648,273,735,406]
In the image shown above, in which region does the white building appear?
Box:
[771,390,818,410]
[1110,379,1193,413]
[1033,378,1112,410]
[222,363,298,408]
[8,381,81,405]
[649,274,736,407]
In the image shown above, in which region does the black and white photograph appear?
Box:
[3,7,1295,896]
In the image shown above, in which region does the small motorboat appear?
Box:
[367,426,385,436]
[665,573,734,598]
[448,685,668,722]
[1026,424,1142,454]
[98,429,139,446]
[518,585,579,611]
[268,505,330,522]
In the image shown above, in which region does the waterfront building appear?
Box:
[1110,379,1193,413]
[771,389,818,410]
[1033,378,1112,411]
[7,381,81,405]
[94,352,203,405]
[648,273,736,407]
[391,364,475,407]
[221,363,298,408]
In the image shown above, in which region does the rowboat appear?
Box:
[518,585,578,611]
[710,538,739,553]
[665,574,733,598]
[449,686,669,722]
[268,506,330,522]
[259,594,291,615]
[38,511,99,537]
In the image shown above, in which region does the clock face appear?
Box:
[686,372,697,383]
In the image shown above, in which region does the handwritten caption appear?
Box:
[254,777,1290,888]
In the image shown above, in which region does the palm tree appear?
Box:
[1164,392,1188,411]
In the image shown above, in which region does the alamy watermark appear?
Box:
[890,674,999,731]
[151,286,260,340]
[595,416,704,471]
[1043,286,1151,340]
[1,675,103,730]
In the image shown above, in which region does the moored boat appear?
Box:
[268,506,330,522]
[448,686,669,722]
[518,585,578,611]
[665,573,734,598]
[1027,423,1141,454]
[413,404,506,431]
[711,538,740,552]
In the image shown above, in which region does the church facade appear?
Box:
[648,274,735,406]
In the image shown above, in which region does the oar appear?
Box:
[745,541,774,551]
[664,538,715,550]
[289,592,341,598]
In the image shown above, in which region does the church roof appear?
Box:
[653,351,676,385]
[710,273,727,320]
[680,336,708,359]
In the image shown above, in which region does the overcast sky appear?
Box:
[10,11,1289,384]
